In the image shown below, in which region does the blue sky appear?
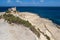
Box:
[0,0,60,6]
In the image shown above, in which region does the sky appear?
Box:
[0,0,60,6]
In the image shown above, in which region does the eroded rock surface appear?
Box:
[0,8,60,40]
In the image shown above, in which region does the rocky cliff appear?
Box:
[0,8,60,40]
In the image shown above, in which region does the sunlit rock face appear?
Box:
[0,8,60,40]
[0,19,38,40]
[17,12,54,40]
[17,12,60,40]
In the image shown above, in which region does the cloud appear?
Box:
[7,0,11,3]
[40,0,44,2]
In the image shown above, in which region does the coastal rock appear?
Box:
[0,19,38,40]
[0,8,60,40]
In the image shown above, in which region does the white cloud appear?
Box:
[7,0,11,3]
[40,0,44,2]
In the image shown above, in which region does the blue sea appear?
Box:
[0,7,60,25]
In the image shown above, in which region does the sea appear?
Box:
[0,7,60,25]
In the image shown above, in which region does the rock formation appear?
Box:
[0,8,60,40]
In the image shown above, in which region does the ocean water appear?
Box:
[0,7,60,25]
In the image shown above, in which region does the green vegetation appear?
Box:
[30,27,40,38]
[6,10,11,13]
[0,15,2,19]
[2,13,40,38]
